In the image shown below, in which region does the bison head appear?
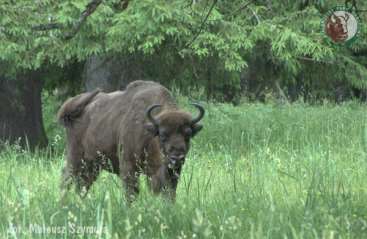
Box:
[145,104,204,168]
[326,13,349,42]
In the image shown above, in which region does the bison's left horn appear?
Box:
[191,103,205,125]
[146,104,161,125]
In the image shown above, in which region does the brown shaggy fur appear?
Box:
[58,81,204,202]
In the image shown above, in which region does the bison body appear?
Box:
[58,81,204,202]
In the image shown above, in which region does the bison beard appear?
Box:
[57,81,204,202]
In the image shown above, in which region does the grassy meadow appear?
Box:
[0,99,367,238]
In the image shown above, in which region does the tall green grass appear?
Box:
[0,100,366,238]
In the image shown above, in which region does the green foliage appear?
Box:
[1,101,366,238]
[1,0,367,99]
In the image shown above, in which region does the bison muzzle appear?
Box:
[57,81,204,202]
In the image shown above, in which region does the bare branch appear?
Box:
[63,0,103,40]
[249,6,260,24]
[183,0,255,49]
[184,0,218,49]
[229,0,255,17]
[31,0,130,40]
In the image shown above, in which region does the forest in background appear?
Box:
[0,0,367,148]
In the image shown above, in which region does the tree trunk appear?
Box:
[0,71,48,149]
[274,80,289,104]
[83,55,145,92]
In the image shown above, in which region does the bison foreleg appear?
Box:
[120,160,140,203]
[61,159,100,199]
[59,166,73,203]
[162,184,177,202]
[74,161,101,198]
[149,165,179,202]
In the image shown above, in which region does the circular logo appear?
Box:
[322,6,360,44]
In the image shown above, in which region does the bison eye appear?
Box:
[183,128,192,138]
[159,132,168,142]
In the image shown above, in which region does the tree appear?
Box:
[0,0,130,148]
[0,69,47,148]
[1,0,367,146]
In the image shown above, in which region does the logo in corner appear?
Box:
[322,6,360,44]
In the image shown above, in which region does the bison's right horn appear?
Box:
[191,103,205,125]
[146,104,161,125]
[331,14,337,23]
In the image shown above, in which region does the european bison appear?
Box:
[57,81,204,202]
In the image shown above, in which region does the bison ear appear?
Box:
[191,124,203,137]
[145,123,159,136]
